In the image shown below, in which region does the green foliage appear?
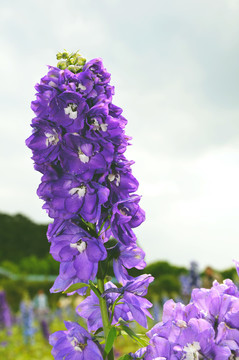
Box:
[19,254,59,275]
[220,267,237,281]
[104,327,117,358]
[145,261,187,278]
[149,274,181,299]
[0,213,49,263]
[0,260,19,274]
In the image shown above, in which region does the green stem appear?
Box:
[97,277,114,360]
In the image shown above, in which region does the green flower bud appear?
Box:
[75,56,86,66]
[57,60,67,70]
[61,51,69,59]
[56,52,62,60]
[67,65,77,73]
[56,50,86,73]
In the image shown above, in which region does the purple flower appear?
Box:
[38,174,109,222]
[85,104,126,145]
[49,219,107,282]
[191,281,239,327]
[31,82,58,118]
[27,55,148,358]
[102,275,154,328]
[110,195,145,245]
[143,276,239,359]
[106,161,139,205]
[49,91,89,132]
[60,133,114,178]
[49,321,103,359]
[129,347,147,359]
[50,269,88,295]
[83,58,111,85]
[233,259,239,277]
[63,68,94,96]
[0,291,12,330]
[76,282,131,332]
[121,274,154,297]
[77,277,153,331]
[113,243,146,284]
[26,119,62,165]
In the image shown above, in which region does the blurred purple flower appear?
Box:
[140,275,239,359]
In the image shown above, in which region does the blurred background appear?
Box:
[0,0,239,358]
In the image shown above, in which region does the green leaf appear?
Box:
[89,280,102,298]
[117,355,131,360]
[63,282,89,293]
[104,327,117,357]
[119,322,148,347]
[94,327,103,336]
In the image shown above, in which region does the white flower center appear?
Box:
[183,342,201,360]
[108,173,116,182]
[115,174,120,186]
[108,173,120,186]
[70,337,84,352]
[175,320,187,328]
[48,81,57,87]
[45,129,59,146]
[119,207,129,216]
[69,185,86,198]
[70,240,87,253]
[64,103,78,119]
[91,118,100,131]
[77,83,86,91]
[78,147,90,163]
[101,123,108,132]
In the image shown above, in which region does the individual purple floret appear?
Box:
[111,195,145,245]
[49,321,103,359]
[49,219,107,282]
[60,133,114,178]
[113,243,146,284]
[26,119,62,165]
[37,174,110,222]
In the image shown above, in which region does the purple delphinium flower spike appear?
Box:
[0,291,12,331]
[27,51,149,359]
[49,321,103,359]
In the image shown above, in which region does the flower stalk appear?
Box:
[26,49,152,360]
[97,277,114,360]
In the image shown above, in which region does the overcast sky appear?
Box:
[1,0,239,270]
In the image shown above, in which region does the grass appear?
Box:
[0,316,153,359]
